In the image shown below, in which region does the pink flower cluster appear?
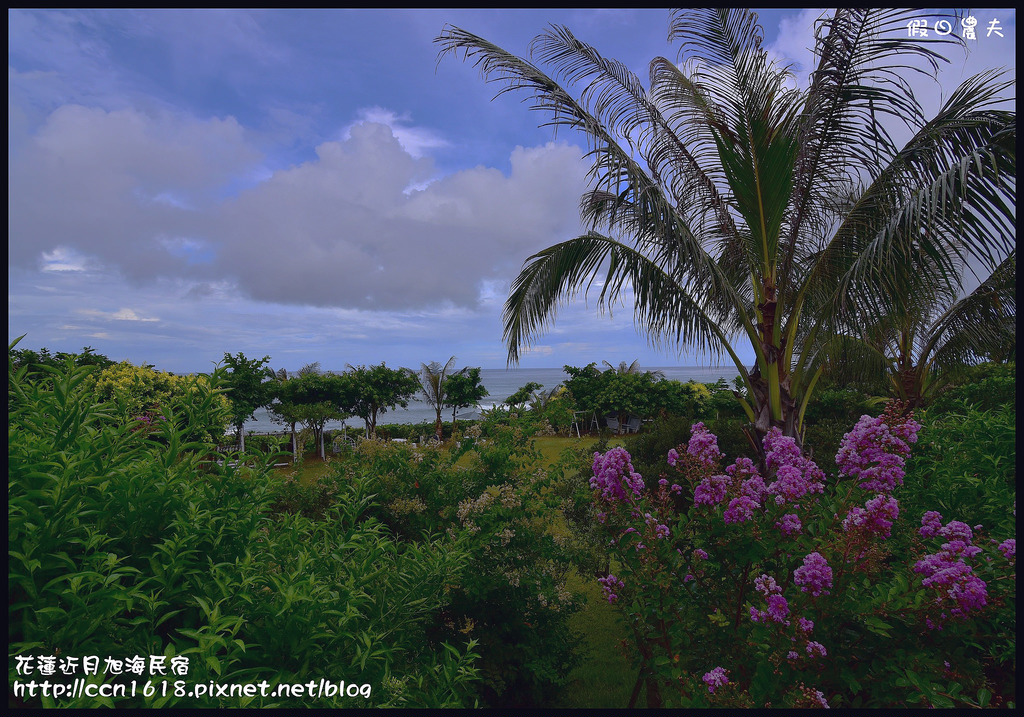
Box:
[836,414,920,492]
[763,428,825,504]
[913,513,989,627]
[793,552,833,597]
[702,666,729,693]
[591,447,645,503]
[843,493,900,539]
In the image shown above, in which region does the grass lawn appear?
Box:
[552,566,636,708]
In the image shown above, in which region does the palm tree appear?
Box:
[816,251,1015,410]
[602,360,666,381]
[437,9,1015,446]
[419,356,457,442]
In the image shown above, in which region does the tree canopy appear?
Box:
[438,9,1015,447]
[345,363,421,437]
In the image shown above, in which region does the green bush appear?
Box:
[325,423,586,707]
[929,362,1015,414]
[9,349,481,708]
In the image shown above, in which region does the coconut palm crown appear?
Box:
[436,8,1015,443]
[817,251,1015,409]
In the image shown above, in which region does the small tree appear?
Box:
[221,352,273,453]
[420,357,457,442]
[346,363,421,438]
[504,381,543,411]
[443,367,489,430]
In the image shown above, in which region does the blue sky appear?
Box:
[8,8,1016,374]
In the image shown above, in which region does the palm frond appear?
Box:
[503,232,746,370]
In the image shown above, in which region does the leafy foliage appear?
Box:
[8,348,481,708]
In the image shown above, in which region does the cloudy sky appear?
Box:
[8,8,1016,374]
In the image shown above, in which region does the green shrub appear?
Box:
[9,348,481,708]
[326,423,586,707]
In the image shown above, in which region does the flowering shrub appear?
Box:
[589,403,1015,708]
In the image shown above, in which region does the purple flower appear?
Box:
[598,573,625,604]
[787,650,799,660]
[998,538,1015,560]
[694,474,730,506]
[763,429,825,504]
[777,513,802,536]
[811,690,830,709]
[843,494,899,538]
[765,594,790,622]
[914,531,989,626]
[835,414,918,492]
[794,552,833,597]
[919,511,943,538]
[693,548,709,561]
[940,521,973,543]
[798,617,814,633]
[723,495,759,524]
[754,574,781,597]
[687,423,723,468]
[702,666,729,694]
[591,447,645,503]
[806,641,827,658]
[667,448,680,467]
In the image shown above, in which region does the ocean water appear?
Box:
[240,365,741,434]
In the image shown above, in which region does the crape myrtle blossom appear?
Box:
[687,422,723,467]
[794,552,833,597]
[777,513,802,536]
[843,494,900,538]
[598,574,625,604]
[694,474,730,506]
[750,574,790,623]
[806,641,827,658]
[763,429,825,504]
[998,538,1015,561]
[914,516,990,626]
[723,495,759,524]
[835,413,920,492]
[702,666,729,693]
[591,447,644,503]
[919,511,943,538]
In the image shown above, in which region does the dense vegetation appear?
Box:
[7,7,1015,708]
[8,341,1015,708]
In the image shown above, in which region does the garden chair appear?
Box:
[625,415,642,434]
[605,416,620,434]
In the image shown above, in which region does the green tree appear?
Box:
[221,352,273,452]
[504,381,544,410]
[346,362,421,438]
[274,365,349,460]
[10,344,114,377]
[437,9,1015,448]
[443,366,489,430]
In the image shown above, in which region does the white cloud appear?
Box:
[78,308,160,322]
[348,107,451,159]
